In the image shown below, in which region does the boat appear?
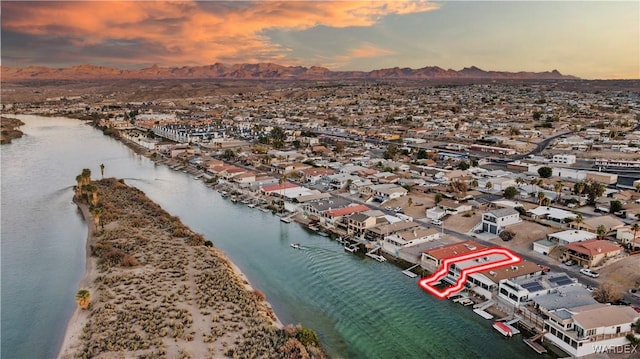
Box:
[247,203,256,208]
[280,217,293,223]
[291,243,301,249]
[344,244,358,253]
[317,231,329,237]
[492,321,520,337]
[308,225,320,232]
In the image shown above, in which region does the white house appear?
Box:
[544,304,639,357]
[498,272,577,307]
[481,208,521,234]
[616,226,640,250]
[547,230,597,245]
[552,154,576,165]
[382,228,440,258]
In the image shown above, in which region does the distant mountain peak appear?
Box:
[0,63,579,81]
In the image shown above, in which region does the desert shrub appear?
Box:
[296,328,320,347]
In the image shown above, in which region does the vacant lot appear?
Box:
[596,255,640,290]
[500,220,558,253]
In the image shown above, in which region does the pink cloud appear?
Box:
[2,1,438,66]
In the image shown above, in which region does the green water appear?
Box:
[1,115,544,358]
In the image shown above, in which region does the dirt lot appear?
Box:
[596,255,640,290]
[383,193,435,220]
[500,220,558,253]
[443,211,482,233]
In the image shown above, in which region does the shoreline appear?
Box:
[56,176,315,358]
[57,200,97,358]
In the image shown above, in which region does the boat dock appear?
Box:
[365,246,386,262]
[523,331,548,354]
[401,264,420,278]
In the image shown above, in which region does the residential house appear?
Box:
[325,204,371,231]
[420,241,486,273]
[301,167,335,184]
[547,230,597,245]
[481,208,521,234]
[347,210,385,238]
[382,228,440,257]
[531,286,640,358]
[498,272,578,308]
[365,220,421,242]
[438,199,473,215]
[616,226,640,250]
[367,183,408,202]
[528,206,576,224]
[578,215,625,235]
[561,239,622,268]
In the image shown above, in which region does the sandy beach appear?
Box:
[57,176,323,359]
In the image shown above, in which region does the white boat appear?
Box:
[280,217,293,223]
[247,203,256,208]
[344,245,358,253]
[291,243,301,249]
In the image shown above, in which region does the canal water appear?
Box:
[1,115,544,358]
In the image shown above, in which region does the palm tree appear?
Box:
[575,181,586,196]
[75,289,91,310]
[596,224,607,239]
[530,178,538,194]
[554,181,563,203]
[471,179,479,188]
[485,181,493,190]
[635,183,640,193]
[537,192,546,206]
[574,213,584,229]
[407,197,413,207]
[100,163,105,178]
[91,207,105,230]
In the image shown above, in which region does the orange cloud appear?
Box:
[2,1,438,66]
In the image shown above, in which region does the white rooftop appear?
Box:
[528,206,575,220]
[548,229,597,244]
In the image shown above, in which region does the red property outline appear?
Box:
[418,247,522,299]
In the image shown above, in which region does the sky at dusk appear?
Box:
[1,1,638,79]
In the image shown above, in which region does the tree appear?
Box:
[596,224,607,239]
[471,179,479,188]
[609,200,623,214]
[434,193,443,204]
[91,207,105,230]
[416,148,428,160]
[593,283,623,303]
[296,327,320,347]
[532,111,542,121]
[223,149,235,161]
[573,213,584,229]
[537,192,546,206]
[383,144,398,160]
[585,182,605,205]
[485,181,493,190]
[574,181,586,196]
[538,166,552,178]
[503,186,518,200]
[270,126,286,149]
[407,197,413,207]
[554,181,563,203]
[99,163,105,178]
[76,289,91,309]
[457,160,469,171]
[499,230,516,242]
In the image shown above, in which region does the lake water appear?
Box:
[1,115,544,358]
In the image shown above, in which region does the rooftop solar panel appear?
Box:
[522,282,544,292]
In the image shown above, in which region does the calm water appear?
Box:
[1,115,543,358]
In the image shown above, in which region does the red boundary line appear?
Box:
[418,247,522,299]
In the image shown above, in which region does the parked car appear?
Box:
[579,268,600,278]
[564,260,576,266]
[431,219,443,226]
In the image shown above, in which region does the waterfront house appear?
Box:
[498,272,577,308]
[325,204,371,231]
[481,207,521,234]
[456,260,542,300]
[382,228,440,258]
[365,220,421,242]
[560,239,622,268]
[347,210,386,238]
[301,167,335,184]
[420,240,486,273]
[531,288,640,358]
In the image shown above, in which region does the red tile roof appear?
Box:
[564,239,622,257]
[422,240,487,260]
[261,182,299,192]
[326,204,370,217]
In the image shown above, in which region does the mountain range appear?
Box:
[1,63,578,81]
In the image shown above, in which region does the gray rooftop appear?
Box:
[487,207,518,218]
[531,286,597,311]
